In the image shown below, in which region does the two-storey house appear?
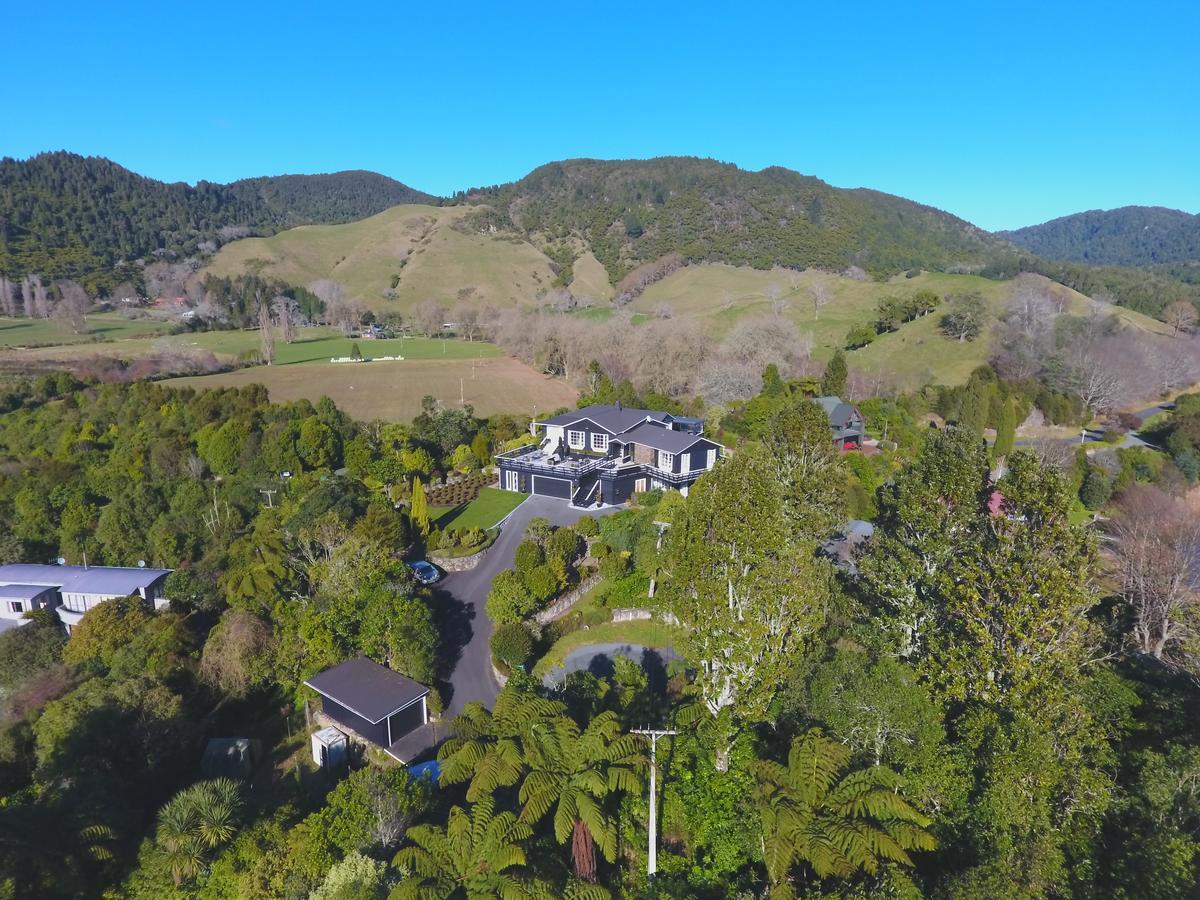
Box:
[496,403,724,507]
[815,396,866,449]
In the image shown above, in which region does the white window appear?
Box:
[504,469,520,491]
[8,601,22,613]
[591,433,608,452]
[706,448,717,469]
[567,430,585,450]
[659,451,674,472]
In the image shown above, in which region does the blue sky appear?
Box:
[3,0,1197,230]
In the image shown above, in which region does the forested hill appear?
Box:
[454,157,1015,282]
[1002,206,1200,266]
[0,152,435,290]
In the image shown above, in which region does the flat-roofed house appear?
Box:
[0,563,172,633]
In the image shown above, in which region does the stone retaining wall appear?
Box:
[611,607,679,625]
[429,543,491,572]
[534,572,603,626]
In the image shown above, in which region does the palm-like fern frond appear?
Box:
[753,729,936,888]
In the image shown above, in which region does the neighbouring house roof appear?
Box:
[305,657,430,724]
[815,396,862,429]
[616,422,712,454]
[0,564,171,596]
[535,404,673,434]
[0,583,56,601]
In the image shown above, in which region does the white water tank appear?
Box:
[311,727,347,769]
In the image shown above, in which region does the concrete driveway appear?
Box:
[435,495,616,716]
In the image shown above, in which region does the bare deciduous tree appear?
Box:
[1163,300,1199,337]
[271,295,299,344]
[453,303,480,341]
[53,280,91,334]
[0,276,18,317]
[258,299,275,365]
[413,300,447,338]
[1106,485,1200,670]
[809,282,832,321]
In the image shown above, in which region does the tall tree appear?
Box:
[410,477,431,537]
[1163,299,1199,337]
[258,298,275,365]
[517,710,643,882]
[762,398,846,546]
[858,426,991,657]
[753,730,935,897]
[664,447,828,770]
[820,350,847,397]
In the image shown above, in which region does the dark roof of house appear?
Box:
[0,564,171,595]
[0,583,57,600]
[535,404,672,434]
[617,422,710,453]
[304,657,430,724]
[815,396,862,429]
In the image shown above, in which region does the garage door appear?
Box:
[532,475,572,498]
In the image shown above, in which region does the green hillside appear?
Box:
[0,151,434,292]
[628,265,1171,387]
[1002,206,1200,266]
[456,156,1015,283]
[206,204,558,310]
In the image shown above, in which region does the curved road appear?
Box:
[436,496,614,716]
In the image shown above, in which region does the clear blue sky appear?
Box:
[4,0,1197,230]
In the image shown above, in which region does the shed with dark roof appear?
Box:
[305,657,431,748]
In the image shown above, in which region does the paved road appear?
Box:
[541,642,681,688]
[436,496,616,716]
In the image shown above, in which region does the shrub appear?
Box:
[514,540,544,575]
[524,565,560,603]
[425,686,444,718]
[575,516,599,538]
[525,517,553,544]
[490,623,533,670]
[486,570,537,624]
[1079,466,1113,510]
[591,541,612,560]
[600,550,631,581]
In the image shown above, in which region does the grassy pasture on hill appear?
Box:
[206,204,558,311]
[163,355,578,422]
[629,265,1171,387]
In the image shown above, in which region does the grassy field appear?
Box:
[431,487,526,531]
[531,619,682,678]
[0,313,173,347]
[569,251,615,303]
[164,355,578,422]
[0,329,503,365]
[630,265,1172,388]
[206,204,558,312]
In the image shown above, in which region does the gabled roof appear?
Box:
[535,404,672,435]
[0,564,171,596]
[305,657,429,724]
[616,422,712,454]
[814,396,862,429]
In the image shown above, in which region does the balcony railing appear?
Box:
[495,445,609,477]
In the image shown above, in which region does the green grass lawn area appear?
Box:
[182,328,502,364]
[531,619,683,678]
[0,313,172,347]
[431,487,526,530]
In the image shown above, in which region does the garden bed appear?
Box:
[426,472,492,506]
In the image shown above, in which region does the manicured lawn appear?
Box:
[431,487,526,530]
[531,619,682,678]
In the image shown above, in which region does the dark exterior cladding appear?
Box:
[304,657,430,747]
